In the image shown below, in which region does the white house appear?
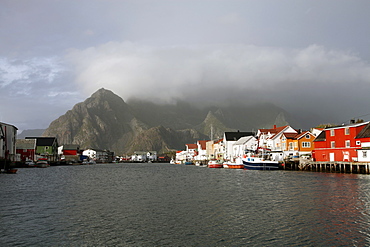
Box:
[223,132,255,161]
[83,149,97,160]
[195,140,208,161]
[146,151,157,162]
[232,136,258,160]
[258,125,297,151]
[175,150,187,163]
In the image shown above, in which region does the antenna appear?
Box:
[210,124,213,140]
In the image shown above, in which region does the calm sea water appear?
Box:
[1,163,370,246]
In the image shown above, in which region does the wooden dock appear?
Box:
[284,160,370,174]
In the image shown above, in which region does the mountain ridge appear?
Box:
[42,88,299,154]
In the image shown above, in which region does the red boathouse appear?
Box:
[313,121,370,162]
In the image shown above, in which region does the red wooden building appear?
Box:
[313,121,370,162]
[16,139,36,161]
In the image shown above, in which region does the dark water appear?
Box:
[1,163,370,246]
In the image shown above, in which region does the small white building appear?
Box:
[232,136,258,161]
[223,132,255,161]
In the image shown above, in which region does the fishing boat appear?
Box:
[184,161,194,165]
[223,157,244,169]
[208,160,223,168]
[35,158,50,168]
[242,156,280,170]
[223,162,244,169]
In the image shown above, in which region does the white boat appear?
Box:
[208,160,223,168]
[223,157,244,169]
[35,159,50,168]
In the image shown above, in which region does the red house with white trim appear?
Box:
[313,121,370,162]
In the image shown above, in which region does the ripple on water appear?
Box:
[1,164,370,246]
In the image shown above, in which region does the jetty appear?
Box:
[284,160,370,174]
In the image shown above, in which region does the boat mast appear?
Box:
[210,124,213,140]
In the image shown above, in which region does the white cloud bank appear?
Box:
[67,42,370,120]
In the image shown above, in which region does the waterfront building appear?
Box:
[25,137,59,162]
[280,131,316,158]
[312,121,370,162]
[223,131,254,161]
[195,140,208,161]
[0,121,18,165]
[232,136,257,161]
[257,125,297,152]
[354,123,370,162]
[58,144,81,162]
[16,139,36,162]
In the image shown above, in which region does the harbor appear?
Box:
[1,162,370,246]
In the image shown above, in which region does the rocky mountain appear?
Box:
[43,88,298,154]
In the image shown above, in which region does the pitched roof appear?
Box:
[186,144,197,149]
[224,131,254,141]
[16,139,36,149]
[234,136,255,145]
[25,137,57,146]
[62,144,80,150]
[356,122,370,139]
[314,131,326,142]
[259,125,288,135]
[282,133,298,139]
[295,131,314,140]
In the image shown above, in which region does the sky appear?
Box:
[1,0,370,132]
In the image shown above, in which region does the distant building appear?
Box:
[0,122,18,166]
[16,139,36,161]
[25,137,59,161]
[82,148,114,163]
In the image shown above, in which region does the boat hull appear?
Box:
[208,164,223,168]
[242,158,280,170]
[223,163,244,169]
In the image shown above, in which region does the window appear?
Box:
[345,140,350,148]
[331,141,335,148]
[356,141,361,146]
[330,129,335,136]
[302,142,311,148]
[364,151,368,158]
[289,143,294,150]
[345,128,350,135]
[305,134,310,139]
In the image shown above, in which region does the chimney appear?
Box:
[273,125,277,129]
[350,119,355,124]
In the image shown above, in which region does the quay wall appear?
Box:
[284,160,370,174]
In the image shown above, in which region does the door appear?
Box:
[330,153,335,162]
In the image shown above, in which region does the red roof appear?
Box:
[259,125,288,135]
[197,140,208,150]
[186,144,197,149]
[282,133,299,139]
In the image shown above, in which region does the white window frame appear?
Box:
[302,142,310,148]
[345,140,350,148]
